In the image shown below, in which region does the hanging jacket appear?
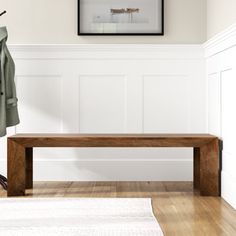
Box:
[0,27,19,137]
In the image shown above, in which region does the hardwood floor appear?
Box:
[1,181,236,235]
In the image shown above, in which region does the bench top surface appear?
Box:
[10,133,217,138]
[8,134,219,147]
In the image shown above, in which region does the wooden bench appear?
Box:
[7,134,221,197]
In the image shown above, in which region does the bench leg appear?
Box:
[26,148,33,189]
[193,147,200,190]
[7,140,26,197]
[199,139,220,196]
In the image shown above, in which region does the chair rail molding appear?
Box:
[0,43,205,182]
[9,44,204,60]
[204,23,236,58]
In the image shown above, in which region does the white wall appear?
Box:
[0,44,205,181]
[0,0,206,44]
[207,0,236,39]
[205,24,236,209]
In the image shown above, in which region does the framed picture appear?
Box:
[78,0,164,35]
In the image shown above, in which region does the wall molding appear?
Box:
[9,44,204,60]
[206,23,236,209]
[204,23,236,58]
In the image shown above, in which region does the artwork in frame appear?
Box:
[78,0,164,35]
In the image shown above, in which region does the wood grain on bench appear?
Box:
[7,134,221,197]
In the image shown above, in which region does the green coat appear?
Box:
[0,27,19,137]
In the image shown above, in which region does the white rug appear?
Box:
[0,198,163,236]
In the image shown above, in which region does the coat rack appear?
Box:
[0,10,8,190]
[0,10,7,17]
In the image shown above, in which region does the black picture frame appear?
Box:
[78,0,164,36]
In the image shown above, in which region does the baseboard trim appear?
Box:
[0,159,193,181]
[221,170,236,210]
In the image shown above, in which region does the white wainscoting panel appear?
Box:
[205,24,236,209]
[16,75,63,133]
[143,75,190,133]
[207,73,221,136]
[79,75,127,133]
[0,44,205,181]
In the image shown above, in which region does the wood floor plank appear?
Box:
[61,182,95,197]
[1,181,236,236]
[92,182,117,197]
